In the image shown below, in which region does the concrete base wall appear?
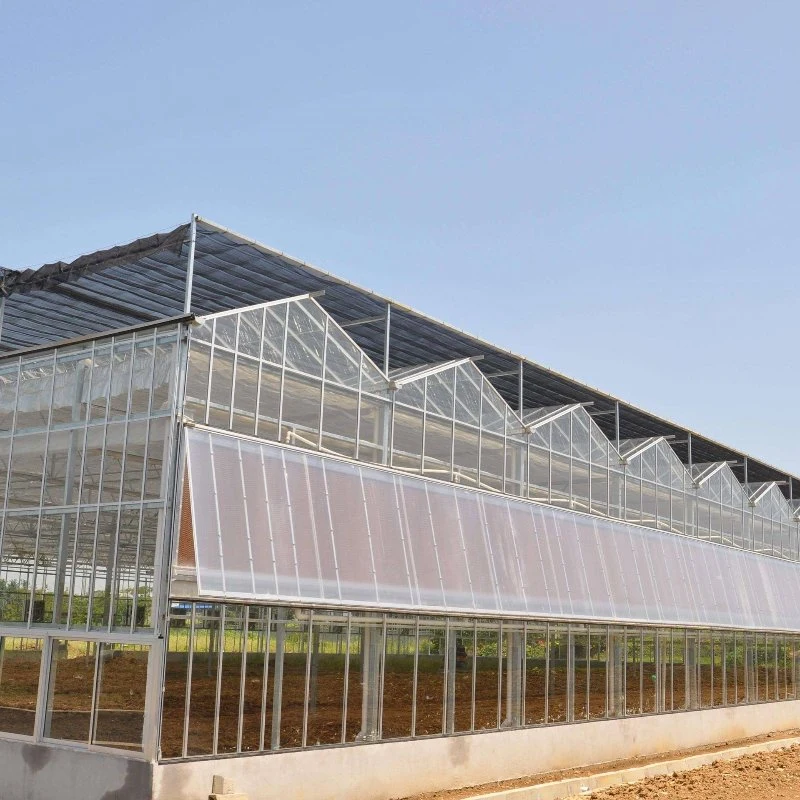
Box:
[153,701,800,800]
[0,738,152,800]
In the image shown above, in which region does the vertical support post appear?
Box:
[565,627,575,723]
[357,623,381,742]
[686,631,699,709]
[183,214,197,315]
[518,360,528,496]
[0,293,5,347]
[445,624,456,734]
[271,610,285,749]
[608,629,625,717]
[743,456,751,550]
[614,400,620,452]
[383,303,391,375]
[504,628,524,727]
[687,432,696,538]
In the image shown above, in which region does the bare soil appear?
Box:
[398,730,800,800]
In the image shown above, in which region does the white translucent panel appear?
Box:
[361,469,414,606]
[481,499,524,611]
[456,491,496,608]
[426,483,472,608]
[302,461,341,600]
[316,457,377,602]
[510,504,554,615]
[397,479,445,607]
[186,428,800,631]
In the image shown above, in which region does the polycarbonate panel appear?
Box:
[186,427,800,631]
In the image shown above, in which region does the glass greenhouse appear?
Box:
[2,216,800,783]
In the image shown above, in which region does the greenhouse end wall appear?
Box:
[0,320,186,769]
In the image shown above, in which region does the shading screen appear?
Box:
[185,427,800,631]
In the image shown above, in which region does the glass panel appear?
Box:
[525,625,547,725]
[589,625,608,719]
[320,385,359,458]
[625,629,642,715]
[547,625,568,723]
[414,622,445,736]
[345,615,383,743]
[306,613,346,747]
[447,623,475,733]
[274,611,309,749]
[186,605,220,756]
[474,622,500,730]
[642,631,656,713]
[161,604,192,758]
[45,639,97,743]
[241,606,269,752]
[281,373,322,450]
[382,621,416,739]
[572,626,589,721]
[0,636,42,736]
[216,606,245,754]
[93,643,148,751]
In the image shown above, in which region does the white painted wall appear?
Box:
[152,701,800,800]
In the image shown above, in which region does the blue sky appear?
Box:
[2,2,799,472]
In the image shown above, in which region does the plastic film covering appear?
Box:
[185,427,800,631]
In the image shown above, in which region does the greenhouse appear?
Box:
[2,216,800,800]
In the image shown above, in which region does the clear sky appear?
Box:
[2,2,799,473]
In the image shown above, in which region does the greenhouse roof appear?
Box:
[0,214,794,489]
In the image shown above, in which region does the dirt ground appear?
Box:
[589,744,800,800]
[398,730,800,800]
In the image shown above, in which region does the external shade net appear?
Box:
[185,427,800,631]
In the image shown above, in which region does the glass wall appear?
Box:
[0,324,180,632]
[181,298,800,564]
[160,602,800,760]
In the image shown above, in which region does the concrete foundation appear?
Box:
[2,701,799,800]
[153,701,800,800]
[0,737,152,800]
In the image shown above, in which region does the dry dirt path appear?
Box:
[588,743,800,800]
[398,730,800,800]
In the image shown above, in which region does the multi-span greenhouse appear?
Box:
[2,216,800,800]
